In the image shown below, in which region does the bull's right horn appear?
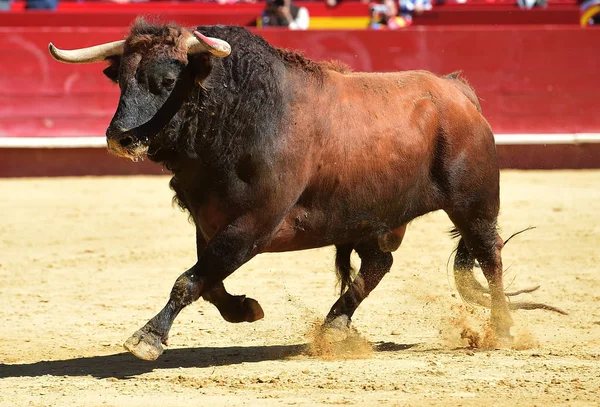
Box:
[48,40,125,64]
[189,31,231,58]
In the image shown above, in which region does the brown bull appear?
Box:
[48,20,564,360]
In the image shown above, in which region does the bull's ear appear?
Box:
[188,53,213,87]
[103,55,121,84]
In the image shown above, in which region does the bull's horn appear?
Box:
[48,40,125,64]
[188,31,231,57]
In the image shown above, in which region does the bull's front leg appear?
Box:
[202,281,264,324]
[123,220,268,360]
[195,231,264,324]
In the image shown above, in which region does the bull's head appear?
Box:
[48,23,231,161]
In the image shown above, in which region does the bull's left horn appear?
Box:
[48,40,125,64]
[188,31,231,58]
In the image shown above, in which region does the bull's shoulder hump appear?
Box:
[339,69,434,78]
[338,70,440,87]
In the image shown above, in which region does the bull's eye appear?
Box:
[162,76,176,89]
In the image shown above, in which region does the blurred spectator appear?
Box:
[106,0,153,3]
[369,0,432,29]
[262,0,310,30]
[398,0,432,24]
[517,0,547,8]
[216,0,257,3]
[327,0,373,8]
[369,0,404,29]
[326,0,338,7]
[0,0,10,11]
[25,0,58,9]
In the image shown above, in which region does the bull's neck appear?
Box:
[149,56,290,176]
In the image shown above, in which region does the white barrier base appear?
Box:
[0,134,599,148]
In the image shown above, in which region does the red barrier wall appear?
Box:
[1,25,598,139]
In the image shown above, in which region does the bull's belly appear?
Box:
[262,197,438,253]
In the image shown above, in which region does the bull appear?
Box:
[48,19,564,360]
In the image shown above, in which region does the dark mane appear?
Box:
[116,21,349,182]
[145,24,289,176]
[276,48,325,77]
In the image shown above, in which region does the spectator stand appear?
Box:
[412,0,580,26]
[3,0,583,28]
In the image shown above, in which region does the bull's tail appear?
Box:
[335,243,356,295]
[452,231,567,315]
[453,236,492,308]
[445,72,482,113]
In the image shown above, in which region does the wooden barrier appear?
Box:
[2,26,597,136]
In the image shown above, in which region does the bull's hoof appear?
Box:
[494,324,512,339]
[242,297,265,322]
[490,315,514,348]
[491,313,513,336]
[492,327,514,349]
[496,335,514,349]
[123,330,164,361]
[320,315,352,343]
[218,296,265,323]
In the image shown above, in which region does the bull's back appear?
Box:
[303,71,456,208]
[265,69,493,251]
[318,69,490,188]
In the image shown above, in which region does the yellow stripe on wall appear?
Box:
[308,17,371,30]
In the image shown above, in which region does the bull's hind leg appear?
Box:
[451,220,567,340]
[442,122,514,339]
[451,218,514,339]
[323,240,393,331]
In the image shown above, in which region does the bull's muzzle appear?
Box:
[106,128,149,162]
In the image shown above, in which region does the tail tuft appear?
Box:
[453,235,567,316]
[448,227,461,240]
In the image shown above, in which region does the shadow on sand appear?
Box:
[0,342,415,380]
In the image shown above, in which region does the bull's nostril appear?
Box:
[119,136,134,147]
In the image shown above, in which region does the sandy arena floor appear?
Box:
[0,170,599,406]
